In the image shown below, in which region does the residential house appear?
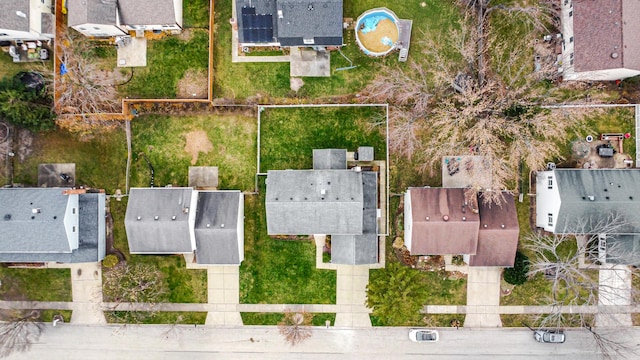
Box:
[68,0,182,37]
[536,169,640,265]
[235,0,343,48]
[0,0,55,42]
[560,0,640,81]
[125,188,244,265]
[265,148,379,265]
[0,188,106,263]
[404,187,519,267]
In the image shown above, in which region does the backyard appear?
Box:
[213,0,460,99]
[129,113,257,190]
[258,105,387,172]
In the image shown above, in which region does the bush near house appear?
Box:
[504,251,530,286]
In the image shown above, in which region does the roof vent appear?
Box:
[443,215,449,221]
[171,215,177,220]
[221,224,225,228]
[308,3,314,11]
[611,52,619,59]
[206,223,211,228]
[501,224,505,229]
[154,216,159,220]
[182,207,189,214]
[320,189,327,195]
[137,216,142,221]
[16,11,27,19]
[483,224,488,228]
[588,195,595,201]
[462,216,466,221]
[4,214,11,221]
[425,216,430,221]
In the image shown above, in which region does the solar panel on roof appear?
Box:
[240,11,273,43]
[241,6,256,15]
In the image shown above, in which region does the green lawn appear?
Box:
[184,0,211,28]
[259,106,387,172]
[241,312,336,326]
[213,0,460,99]
[12,127,127,193]
[105,311,207,324]
[130,114,256,191]
[119,29,209,99]
[0,267,71,302]
[240,188,337,304]
[110,199,208,304]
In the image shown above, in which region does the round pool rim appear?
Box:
[354,7,401,57]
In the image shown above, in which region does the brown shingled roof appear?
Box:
[407,188,480,255]
[573,0,640,72]
[469,193,519,267]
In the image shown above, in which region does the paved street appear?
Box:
[9,325,639,360]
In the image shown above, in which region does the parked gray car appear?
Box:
[534,329,565,343]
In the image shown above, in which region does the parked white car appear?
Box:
[534,329,565,343]
[409,328,439,342]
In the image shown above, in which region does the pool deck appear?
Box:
[397,19,413,62]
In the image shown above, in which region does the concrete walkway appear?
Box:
[48,263,106,324]
[596,265,633,327]
[335,265,372,328]
[205,266,242,326]
[464,267,502,327]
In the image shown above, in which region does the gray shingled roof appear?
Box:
[125,188,194,253]
[313,149,347,170]
[194,191,242,265]
[0,0,30,32]
[67,0,117,27]
[0,191,106,263]
[554,169,640,234]
[276,0,343,46]
[330,172,378,264]
[605,234,640,266]
[0,188,72,253]
[118,0,179,26]
[266,170,364,235]
[236,0,343,46]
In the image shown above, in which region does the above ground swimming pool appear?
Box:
[355,8,400,56]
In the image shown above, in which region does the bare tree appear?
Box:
[361,8,593,205]
[55,29,122,118]
[278,311,313,346]
[102,262,169,323]
[527,214,639,359]
[0,310,44,358]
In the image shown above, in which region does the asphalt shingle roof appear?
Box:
[266,170,364,235]
[125,188,194,254]
[0,0,30,32]
[194,191,242,265]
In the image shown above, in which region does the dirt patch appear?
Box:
[176,69,208,99]
[290,77,304,92]
[177,28,195,42]
[184,130,213,165]
[358,18,399,54]
[16,129,33,162]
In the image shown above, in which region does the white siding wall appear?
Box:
[63,194,80,251]
[188,190,198,252]
[71,24,126,37]
[404,190,413,252]
[535,171,562,232]
[237,192,244,264]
